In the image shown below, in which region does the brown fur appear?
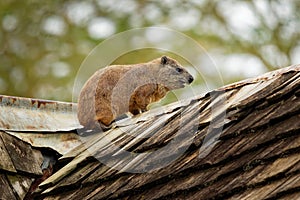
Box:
[77,56,193,130]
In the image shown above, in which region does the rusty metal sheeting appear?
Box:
[0,95,81,131]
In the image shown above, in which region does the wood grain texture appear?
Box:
[31,65,300,200]
[0,132,16,173]
[0,131,43,176]
[0,174,17,200]
[0,131,44,200]
[1,65,299,200]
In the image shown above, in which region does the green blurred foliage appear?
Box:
[0,0,299,102]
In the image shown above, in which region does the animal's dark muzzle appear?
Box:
[188,75,194,84]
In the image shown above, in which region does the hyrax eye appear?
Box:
[176,67,183,73]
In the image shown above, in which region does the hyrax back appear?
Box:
[77,56,194,130]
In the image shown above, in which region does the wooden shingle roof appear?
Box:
[36,65,300,199]
[0,131,43,200]
[0,64,299,200]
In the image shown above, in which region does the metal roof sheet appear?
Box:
[0,95,81,132]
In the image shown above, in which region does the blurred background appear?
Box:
[0,0,299,102]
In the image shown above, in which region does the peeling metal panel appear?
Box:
[5,131,82,155]
[0,95,81,131]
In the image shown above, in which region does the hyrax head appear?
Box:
[155,56,194,90]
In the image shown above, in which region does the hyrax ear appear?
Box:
[161,56,168,65]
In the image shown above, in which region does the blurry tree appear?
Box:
[0,0,299,101]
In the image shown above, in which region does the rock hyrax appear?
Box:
[77,56,194,130]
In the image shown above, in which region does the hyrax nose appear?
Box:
[188,75,194,84]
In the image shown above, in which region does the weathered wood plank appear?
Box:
[54,160,101,188]
[90,176,134,200]
[82,164,115,184]
[220,114,300,162]
[0,131,16,173]
[277,192,300,200]
[247,134,300,163]
[228,176,290,200]
[0,131,43,176]
[134,101,201,152]
[286,158,300,173]
[38,152,90,190]
[235,71,298,109]
[119,109,183,152]
[222,91,300,139]
[59,131,106,161]
[268,173,300,198]
[218,164,266,194]
[266,72,300,102]
[0,174,17,200]
[228,79,276,109]
[115,167,218,200]
[248,153,300,185]
[7,174,33,200]
[42,183,103,200]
